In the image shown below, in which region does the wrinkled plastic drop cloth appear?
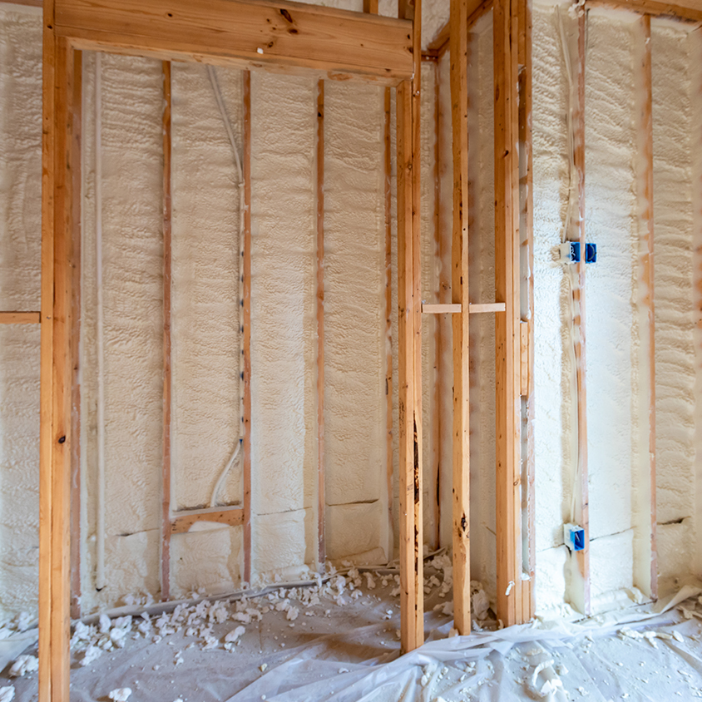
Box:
[6,586,702,702]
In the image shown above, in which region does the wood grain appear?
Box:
[494,0,523,627]
[397,0,423,654]
[171,507,245,534]
[39,0,75,691]
[0,312,42,323]
[54,0,414,82]
[432,58,444,552]
[450,0,471,635]
[423,303,462,314]
[518,0,535,620]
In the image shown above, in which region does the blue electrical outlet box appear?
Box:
[559,242,597,264]
[564,523,585,552]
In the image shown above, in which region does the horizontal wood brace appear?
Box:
[423,303,462,313]
[170,506,245,534]
[469,302,506,313]
[422,302,507,314]
[0,311,42,324]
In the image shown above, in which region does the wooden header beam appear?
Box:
[53,0,414,83]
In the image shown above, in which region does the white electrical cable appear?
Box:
[205,66,246,509]
[210,441,242,509]
[206,66,243,182]
[95,52,106,591]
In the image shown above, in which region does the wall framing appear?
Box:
[35,0,701,695]
[40,0,421,699]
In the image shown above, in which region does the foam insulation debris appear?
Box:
[6,570,702,700]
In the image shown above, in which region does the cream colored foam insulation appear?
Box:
[694,26,702,583]
[80,52,165,612]
[531,2,702,616]
[323,77,392,560]
[584,10,639,604]
[652,21,699,591]
[531,2,574,614]
[0,3,43,623]
[248,70,318,576]
[467,13,498,600]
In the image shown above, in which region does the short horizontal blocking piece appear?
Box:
[421,302,507,314]
[469,302,506,314]
[0,311,42,324]
[423,303,462,314]
[170,506,244,534]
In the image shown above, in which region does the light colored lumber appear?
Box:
[637,13,658,600]
[450,0,471,636]
[586,0,702,21]
[518,0,535,620]
[363,0,379,12]
[170,507,245,534]
[161,60,172,602]
[316,78,326,570]
[425,0,494,58]
[469,302,506,313]
[243,70,253,585]
[0,311,42,323]
[571,8,591,615]
[423,303,462,314]
[431,59,442,551]
[69,49,83,621]
[384,80,394,562]
[39,6,56,698]
[53,0,413,83]
[397,0,423,654]
[39,3,75,694]
[494,0,523,627]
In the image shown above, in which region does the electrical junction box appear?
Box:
[559,241,597,264]
[564,523,585,552]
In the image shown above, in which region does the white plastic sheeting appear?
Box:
[5,586,702,701]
